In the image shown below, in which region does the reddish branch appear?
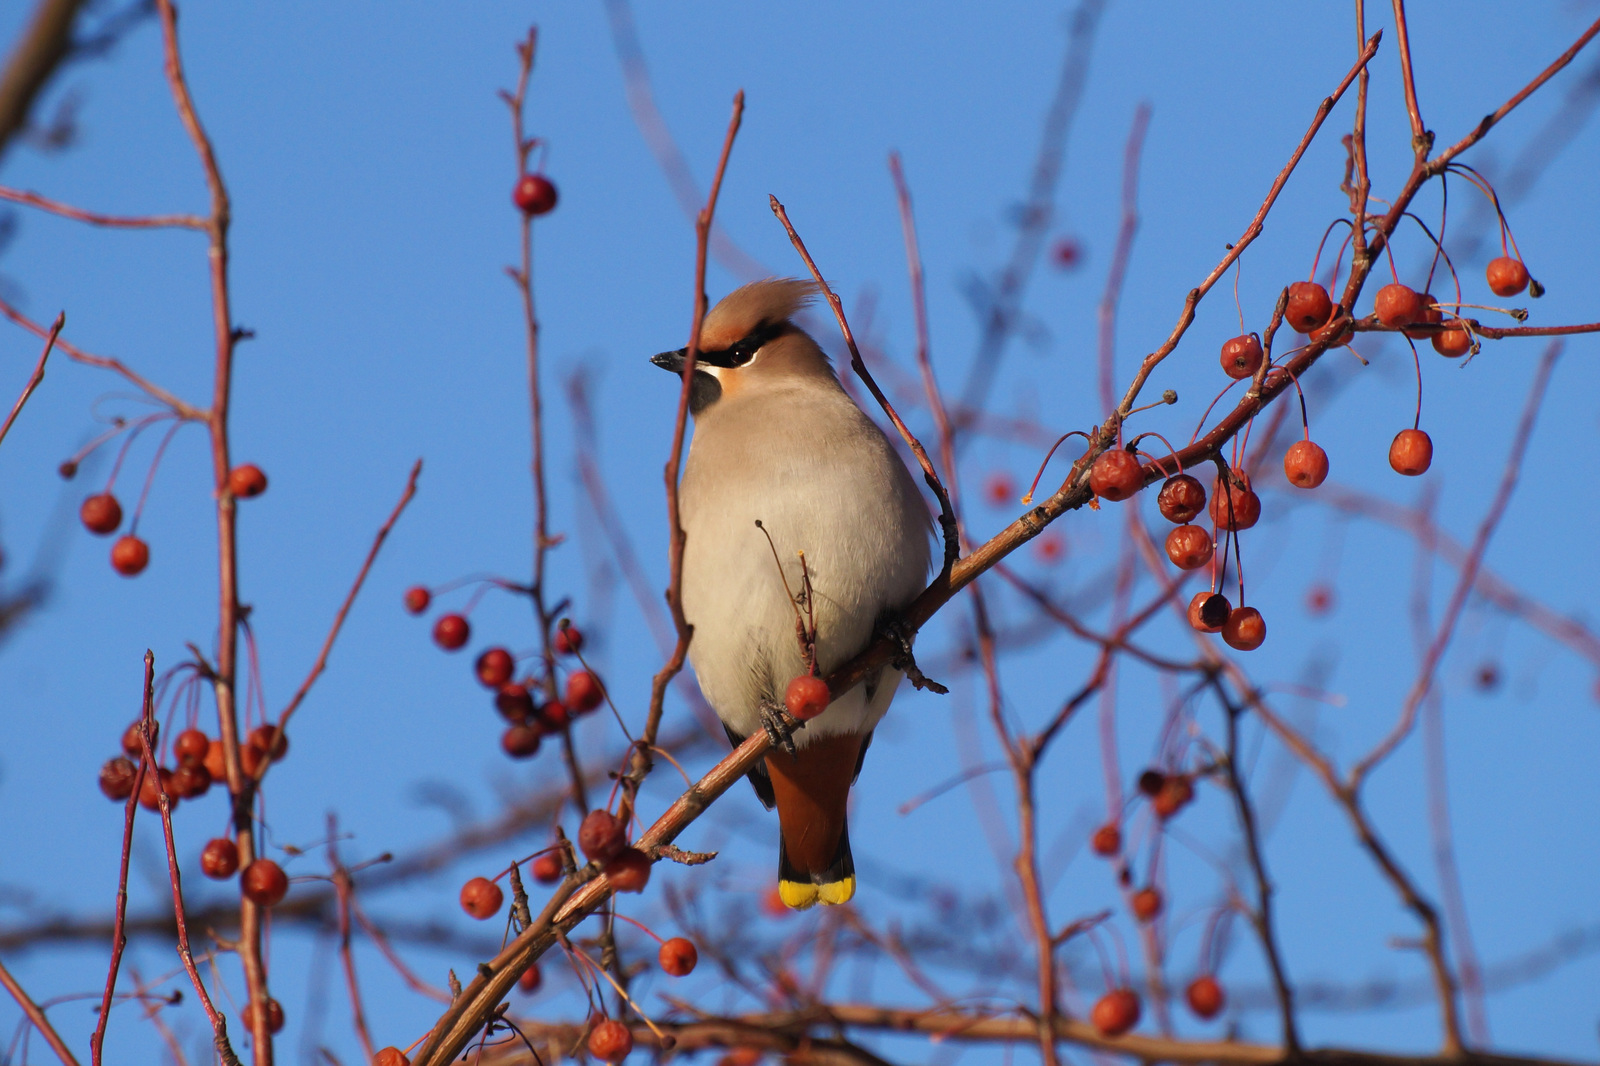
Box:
[0,310,61,450]
[0,956,81,1066]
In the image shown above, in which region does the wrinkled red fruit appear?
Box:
[531,852,563,884]
[1153,775,1195,819]
[228,464,267,498]
[604,848,651,893]
[1157,474,1206,524]
[1091,988,1141,1037]
[578,809,627,862]
[513,174,558,216]
[1283,440,1329,489]
[80,493,123,535]
[201,837,240,879]
[249,724,289,762]
[565,670,604,713]
[122,719,156,758]
[404,586,431,614]
[459,876,504,920]
[111,535,149,576]
[1432,320,1472,357]
[241,859,289,906]
[1187,975,1226,1019]
[659,936,698,976]
[1390,429,1433,476]
[518,962,542,995]
[1220,335,1262,380]
[1164,525,1213,571]
[174,728,210,766]
[476,647,515,688]
[1090,823,1121,857]
[99,756,138,801]
[1209,474,1260,531]
[785,675,830,721]
[1188,592,1231,633]
[1131,886,1163,922]
[1286,281,1334,334]
[553,624,584,655]
[171,763,211,799]
[243,997,285,1035]
[1485,256,1529,297]
[138,768,176,812]
[374,1049,411,1066]
[1089,449,1143,502]
[1374,283,1422,328]
[502,723,543,759]
[433,613,470,650]
[1402,293,1443,339]
[495,683,535,721]
[1222,607,1266,651]
[587,1018,634,1063]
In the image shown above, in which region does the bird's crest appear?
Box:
[700,277,818,351]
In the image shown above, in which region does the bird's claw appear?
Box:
[881,616,948,695]
[759,700,802,758]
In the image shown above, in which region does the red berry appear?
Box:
[1374,283,1422,328]
[1089,449,1143,502]
[174,728,210,766]
[1402,293,1443,339]
[476,647,515,688]
[1485,256,1529,297]
[565,670,604,713]
[1222,606,1266,651]
[984,473,1016,506]
[80,493,123,535]
[1153,775,1195,819]
[1164,525,1213,571]
[459,876,504,920]
[531,852,563,884]
[99,756,138,801]
[502,723,543,759]
[553,624,584,655]
[1209,474,1260,531]
[784,675,830,721]
[1091,988,1141,1036]
[1389,428,1433,476]
[605,848,652,893]
[578,809,627,862]
[243,998,285,1035]
[1283,439,1329,489]
[513,174,558,216]
[1090,823,1121,857]
[111,535,149,576]
[1220,335,1262,380]
[538,700,572,731]
[121,719,155,758]
[248,724,288,762]
[1188,592,1230,633]
[495,683,535,721]
[1432,320,1472,357]
[719,1050,763,1066]
[201,838,240,879]
[374,1049,411,1066]
[517,962,542,995]
[659,937,698,976]
[171,762,211,799]
[1131,886,1162,922]
[404,586,431,614]
[587,1019,633,1063]
[138,768,177,812]
[1157,474,1206,524]
[433,613,470,651]
[241,859,289,906]
[204,738,227,781]
[228,464,267,498]
[1186,975,1226,1019]
[1286,281,1334,333]
[1137,769,1166,797]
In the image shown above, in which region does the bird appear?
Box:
[652,277,932,909]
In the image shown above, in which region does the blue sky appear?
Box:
[1,2,1597,1063]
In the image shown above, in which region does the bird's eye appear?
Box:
[728,341,758,366]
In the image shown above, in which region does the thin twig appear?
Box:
[0,310,61,450]
[0,956,81,1066]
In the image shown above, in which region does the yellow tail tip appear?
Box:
[779,876,855,910]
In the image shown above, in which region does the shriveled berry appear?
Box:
[784,675,830,721]
[1402,293,1443,339]
[1089,449,1144,502]
[228,464,267,498]
[578,809,627,862]
[1192,592,1231,632]
[174,728,210,766]
[1164,525,1213,570]
[1222,606,1266,651]
[111,535,149,576]
[80,493,123,535]
[495,683,535,721]
[1389,428,1433,476]
[513,174,558,216]
[531,852,563,884]
[121,719,155,758]
[1209,474,1260,531]
[1186,975,1226,1019]
[201,838,240,879]
[99,756,138,801]
[1157,474,1206,524]
[553,624,584,655]
[659,937,698,976]
[476,648,515,688]
[1220,335,1262,380]
[1091,988,1141,1037]
[433,613,470,650]
[241,859,288,906]
[1432,320,1472,357]
[1283,440,1328,488]
[517,962,542,994]
[1374,283,1422,328]
[1131,886,1162,922]
[587,1018,634,1063]
[604,848,651,893]
[565,670,604,713]
[1090,823,1121,857]
[459,876,503,919]
[374,1049,411,1066]
[1286,281,1333,333]
[242,998,285,1035]
[404,586,431,614]
[502,723,543,759]
[171,763,211,799]
[1153,776,1194,819]
[1485,256,1529,297]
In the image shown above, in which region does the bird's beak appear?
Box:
[651,348,687,373]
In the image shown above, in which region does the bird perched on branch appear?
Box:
[652,278,932,909]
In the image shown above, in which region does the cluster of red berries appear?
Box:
[78,464,266,577]
[97,721,285,812]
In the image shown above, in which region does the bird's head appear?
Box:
[651,278,832,412]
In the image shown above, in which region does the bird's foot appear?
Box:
[880,615,949,695]
[759,700,803,758]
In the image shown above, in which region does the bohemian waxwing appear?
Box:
[652,277,932,909]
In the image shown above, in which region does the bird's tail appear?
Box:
[778,819,854,910]
[765,731,864,910]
